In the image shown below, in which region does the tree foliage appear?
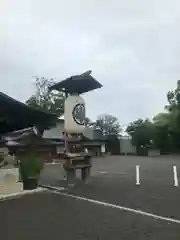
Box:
[94,114,121,135]
[126,119,154,148]
[26,77,65,117]
[126,80,180,153]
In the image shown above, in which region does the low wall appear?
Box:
[148,149,160,157]
[0,168,23,195]
[119,139,136,155]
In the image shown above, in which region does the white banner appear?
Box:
[64,95,86,133]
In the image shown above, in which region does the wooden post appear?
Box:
[81,167,90,182]
[64,90,69,154]
[67,168,76,183]
[64,132,69,153]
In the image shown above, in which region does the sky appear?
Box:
[1,0,180,129]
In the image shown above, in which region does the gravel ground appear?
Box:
[1,191,180,240]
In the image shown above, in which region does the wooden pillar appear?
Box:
[81,167,90,182]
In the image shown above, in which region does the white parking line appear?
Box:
[173,166,179,187]
[52,191,180,224]
[136,165,140,185]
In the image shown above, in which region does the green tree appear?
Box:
[164,80,180,150]
[152,113,170,152]
[166,80,180,111]
[126,80,180,153]
[163,80,180,132]
[153,111,179,137]
[126,119,155,148]
[95,114,121,135]
[26,77,65,117]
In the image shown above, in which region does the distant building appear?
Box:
[4,120,107,161]
[119,136,136,155]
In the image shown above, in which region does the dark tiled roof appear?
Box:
[0,92,56,134]
[49,71,102,94]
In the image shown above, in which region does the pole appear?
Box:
[64,91,69,154]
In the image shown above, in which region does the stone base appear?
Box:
[0,182,23,195]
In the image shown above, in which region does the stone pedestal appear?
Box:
[0,168,23,195]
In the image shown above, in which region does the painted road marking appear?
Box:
[0,188,46,201]
[51,190,180,224]
[100,171,107,174]
[173,166,179,187]
[136,165,140,185]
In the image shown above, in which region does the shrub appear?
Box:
[19,152,43,180]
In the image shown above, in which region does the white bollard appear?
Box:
[173,166,179,187]
[136,165,140,185]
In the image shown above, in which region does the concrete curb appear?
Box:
[39,184,65,191]
[0,188,46,201]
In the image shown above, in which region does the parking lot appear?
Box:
[66,155,180,220]
[2,155,180,239]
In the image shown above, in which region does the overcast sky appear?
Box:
[1,0,180,128]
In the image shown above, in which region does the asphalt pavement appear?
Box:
[64,155,180,219]
[1,191,180,240]
[2,155,180,239]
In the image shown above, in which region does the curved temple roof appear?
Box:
[0,92,56,134]
[49,71,103,94]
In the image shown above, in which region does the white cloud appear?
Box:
[0,0,180,127]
